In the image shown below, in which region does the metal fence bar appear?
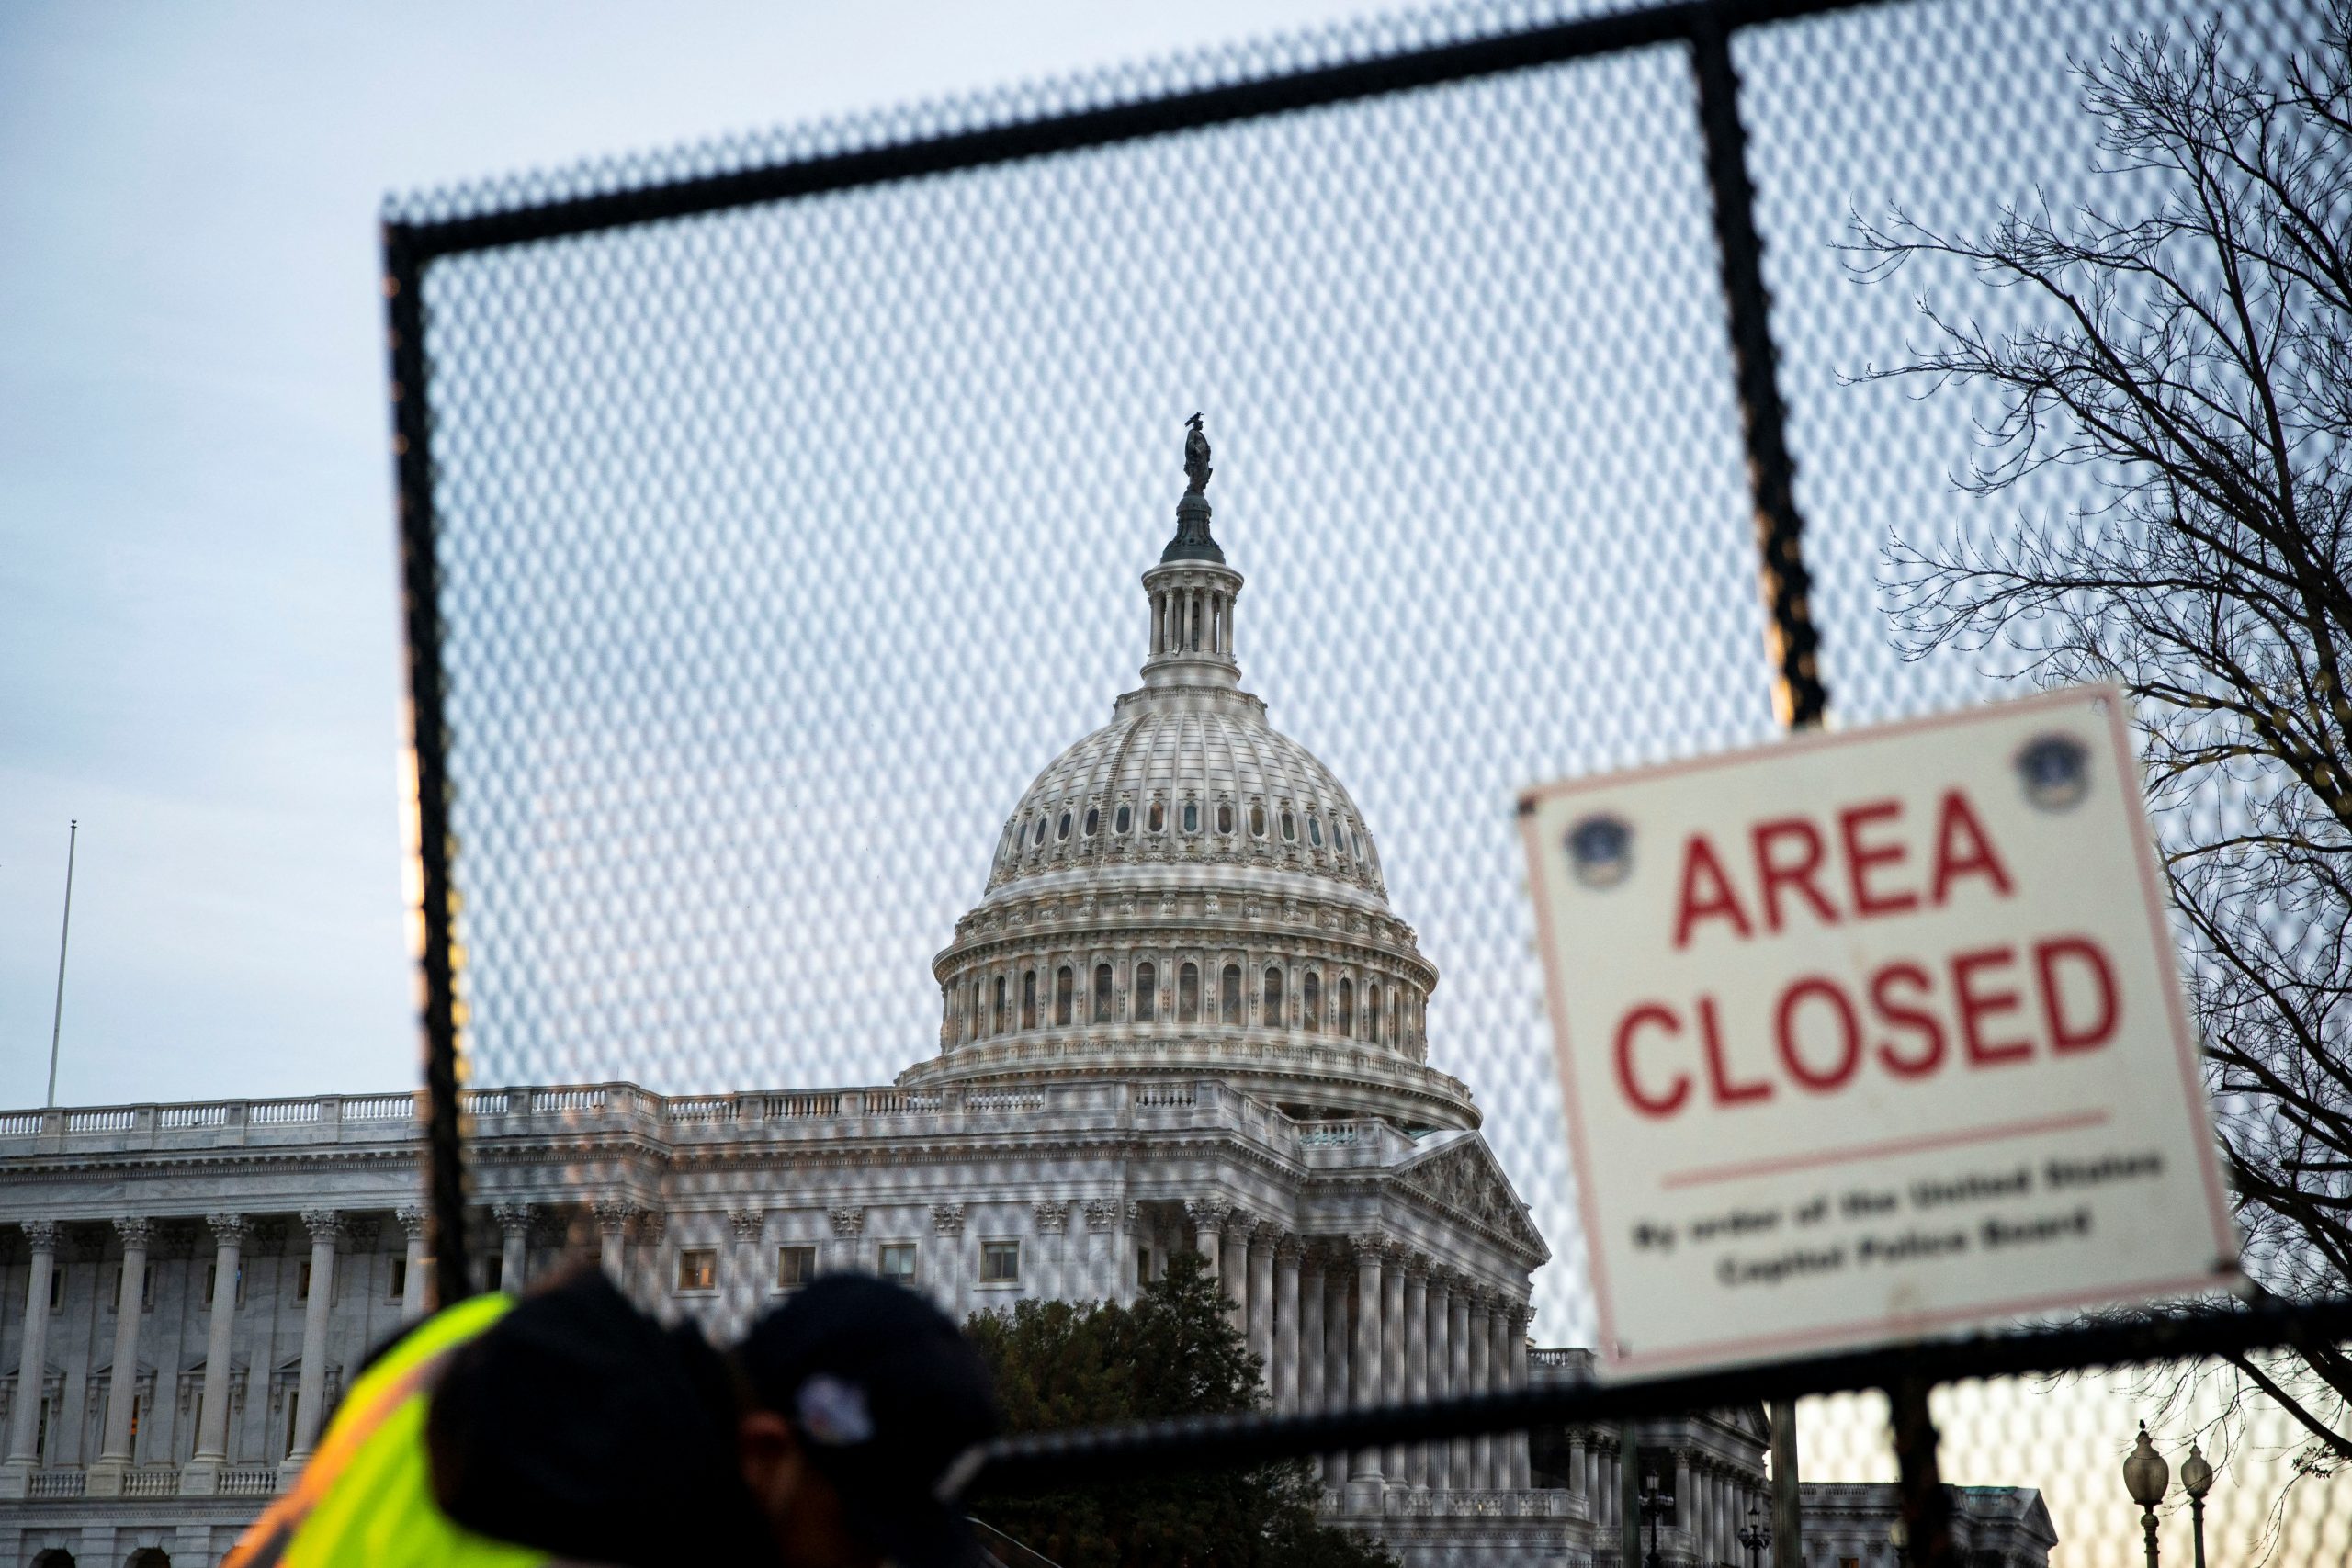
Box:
[972,1294,2352,1495]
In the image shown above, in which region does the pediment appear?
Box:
[1395,1133,1550,1263]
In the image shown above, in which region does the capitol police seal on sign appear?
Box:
[1564,813,1634,889]
[2016,733,2091,810]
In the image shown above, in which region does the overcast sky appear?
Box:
[0,0,1409,1110]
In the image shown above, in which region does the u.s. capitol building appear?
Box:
[0,446,2051,1568]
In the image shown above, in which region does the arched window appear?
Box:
[1179,963,1201,1022]
[1057,812,1072,841]
[1135,962,1157,1021]
[1308,814,1324,847]
[1302,972,1321,1032]
[1021,970,1038,1031]
[993,976,1008,1035]
[1055,966,1074,1025]
[1220,964,1242,1023]
[1250,805,1267,838]
[1389,990,1402,1043]
[1182,801,1200,833]
[1035,816,1051,846]
[1094,964,1114,1022]
[1216,803,1235,834]
[1366,981,1382,1043]
[1338,977,1355,1036]
[1084,807,1100,836]
[1281,810,1296,842]
[1148,801,1166,833]
[1263,964,1284,1022]
[1114,804,1133,834]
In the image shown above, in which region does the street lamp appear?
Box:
[1737,1498,1772,1568]
[2123,1420,2171,1568]
[1638,1469,1676,1568]
[2179,1441,2213,1568]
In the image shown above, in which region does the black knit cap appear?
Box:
[738,1273,1001,1568]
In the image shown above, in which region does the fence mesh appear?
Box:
[389,1,2345,1563]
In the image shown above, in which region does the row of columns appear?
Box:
[1191,1202,1532,1501]
[1,1209,424,1495]
[1149,583,1233,658]
[1667,1444,1774,1566]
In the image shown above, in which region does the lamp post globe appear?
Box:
[2124,1421,2170,1568]
[1887,1514,1908,1567]
[2179,1441,2212,1568]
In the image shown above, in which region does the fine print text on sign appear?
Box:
[1520,685,2237,1375]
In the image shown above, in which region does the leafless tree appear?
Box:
[1849,5,2352,1479]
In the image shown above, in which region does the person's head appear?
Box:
[734,1273,1000,1568]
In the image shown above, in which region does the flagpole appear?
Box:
[45,819,78,1108]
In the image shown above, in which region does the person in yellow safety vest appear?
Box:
[226,1266,1001,1568]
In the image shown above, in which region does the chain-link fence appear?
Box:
[380,1,2347,1563]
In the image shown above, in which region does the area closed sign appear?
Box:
[1520,686,2237,1374]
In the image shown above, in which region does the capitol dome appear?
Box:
[904,426,1477,1131]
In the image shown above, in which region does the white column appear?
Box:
[1675,1448,1695,1558]
[1035,1202,1070,1301]
[1190,1201,1225,1290]
[494,1204,530,1296]
[1219,1225,1249,1329]
[1567,1427,1589,1513]
[88,1215,153,1490]
[1446,1287,1473,1491]
[931,1205,966,1318]
[828,1206,865,1276]
[1297,1248,1324,1416]
[286,1209,343,1465]
[1465,1292,1493,1490]
[1402,1262,1429,1489]
[594,1200,633,1284]
[1,1220,61,1492]
[182,1213,247,1492]
[397,1206,429,1319]
[727,1210,765,1333]
[1508,1304,1532,1491]
[1380,1247,1407,1483]
[1321,1257,1350,1488]
[1246,1229,1274,1383]
[1347,1240,1384,1497]
[1424,1273,1451,1492]
[1084,1201,1118,1303]
[1272,1239,1300,1413]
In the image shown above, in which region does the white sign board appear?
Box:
[1520,685,2237,1375]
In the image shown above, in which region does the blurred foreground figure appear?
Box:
[222,1269,1000,1568]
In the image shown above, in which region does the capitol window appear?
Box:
[1084,807,1099,836]
[1263,964,1284,1021]
[1308,815,1324,847]
[1135,962,1157,1021]
[1216,802,1234,834]
[1057,812,1072,841]
[1179,962,1201,1021]
[1022,971,1039,1031]
[1055,965,1075,1026]
[1148,800,1166,832]
[1034,816,1048,846]
[1281,809,1296,841]
[776,1246,818,1290]
[1368,981,1384,1042]
[1221,964,1242,1023]
[1302,972,1321,1032]
[676,1248,718,1292]
[1114,804,1133,834]
[1182,801,1200,833]
[1094,964,1114,1021]
[1338,977,1354,1035]
[981,1240,1022,1283]
[1250,805,1267,837]
[878,1243,918,1282]
[992,976,1007,1035]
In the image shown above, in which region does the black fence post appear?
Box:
[381,222,474,1308]
[1689,0,1829,734]
[1888,1373,1958,1568]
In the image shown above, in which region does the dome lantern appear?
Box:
[1142,415,1245,693]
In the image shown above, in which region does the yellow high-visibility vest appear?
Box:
[224,1292,551,1568]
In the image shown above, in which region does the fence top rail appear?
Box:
[970,1293,2352,1495]
[381,0,1882,260]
